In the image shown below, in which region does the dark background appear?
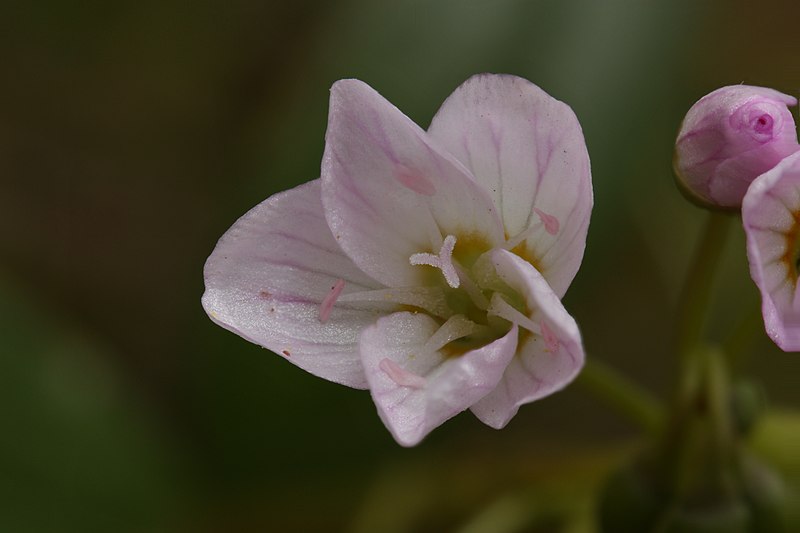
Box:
[3,1,800,531]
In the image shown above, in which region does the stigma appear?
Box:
[410,235,461,288]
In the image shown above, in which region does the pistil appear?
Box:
[410,234,461,288]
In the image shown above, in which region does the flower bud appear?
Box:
[674,85,800,208]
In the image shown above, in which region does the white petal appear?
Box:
[428,74,592,297]
[471,249,585,428]
[743,151,800,351]
[321,79,504,288]
[202,180,388,388]
[360,312,518,446]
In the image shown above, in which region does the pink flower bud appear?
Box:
[674,85,800,208]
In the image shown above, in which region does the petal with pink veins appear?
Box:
[202,180,390,388]
[743,151,800,351]
[360,312,518,446]
[471,249,585,429]
[321,79,505,289]
[428,74,592,297]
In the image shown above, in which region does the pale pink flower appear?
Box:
[674,85,800,208]
[202,74,592,445]
[743,151,800,351]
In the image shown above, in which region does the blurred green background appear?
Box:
[3,0,800,531]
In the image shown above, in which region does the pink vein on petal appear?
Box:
[319,279,346,323]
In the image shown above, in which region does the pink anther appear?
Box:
[319,279,346,323]
[534,208,560,235]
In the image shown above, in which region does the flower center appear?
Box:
[782,215,800,286]
[406,233,555,356]
[754,114,773,134]
[734,101,782,143]
[335,229,557,359]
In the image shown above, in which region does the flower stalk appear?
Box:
[576,358,663,436]
[675,212,732,402]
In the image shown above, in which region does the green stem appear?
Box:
[576,358,664,436]
[706,348,738,496]
[722,306,762,372]
[675,212,732,397]
[666,346,738,500]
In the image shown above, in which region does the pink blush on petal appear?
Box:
[379,358,427,389]
[540,320,560,354]
[395,164,437,196]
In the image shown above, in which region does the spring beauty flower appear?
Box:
[674,85,800,209]
[743,151,800,351]
[202,74,592,445]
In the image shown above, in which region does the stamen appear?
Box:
[379,358,427,389]
[504,227,533,251]
[487,295,561,352]
[422,315,478,353]
[337,287,451,318]
[540,320,561,353]
[503,209,561,250]
[534,208,560,235]
[395,164,436,196]
[410,235,460,288]
[319,279,346,323]
[487,293,540,334]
